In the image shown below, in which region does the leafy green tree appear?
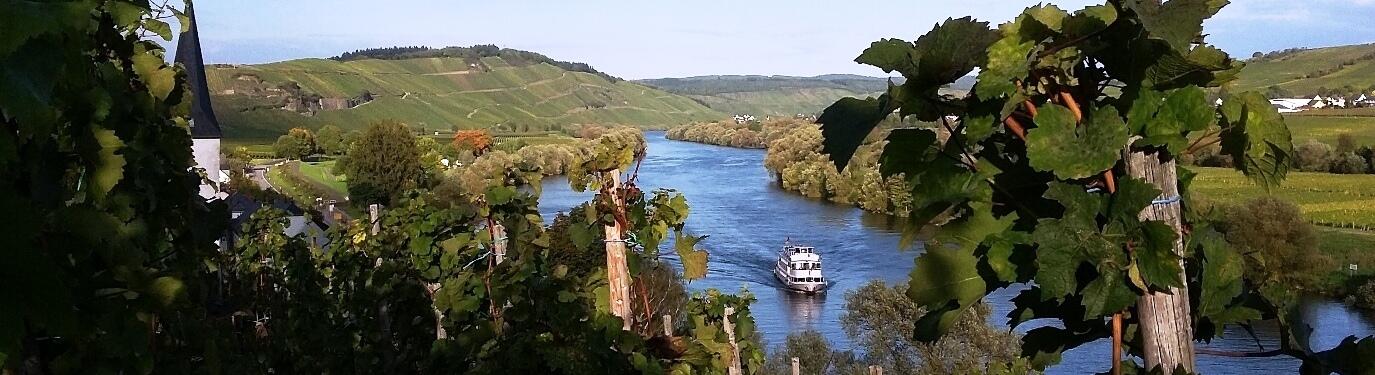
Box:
[341,120,422,205]
[273,127,316,159]
[1,1,222,372]
[316,124,346,155]
[840,281,1021,374]
[273,134,305,159]
[762,331,862,375]
[1295,139,1334,172]
[1217,198,1325,289]
[813,1,1370,372]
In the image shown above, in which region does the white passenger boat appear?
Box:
[773,243,827,294]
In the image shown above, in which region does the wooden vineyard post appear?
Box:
[868,365,883,375]
[723,306,742,375]
[603,169,633,330]
[491,222,507,264]
[791,357,800,375]
[662,314,673,337]
[1125,148,1195,372]
[369,204,381,235]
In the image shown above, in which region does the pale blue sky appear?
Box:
[187,0,1375,80]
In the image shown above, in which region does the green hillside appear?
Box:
[206,56,724,141]
[639,75,972,117]
[1235,43,1375,95]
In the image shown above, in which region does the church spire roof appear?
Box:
[174,3,222,139]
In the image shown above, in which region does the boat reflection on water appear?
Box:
[774,286,828,334]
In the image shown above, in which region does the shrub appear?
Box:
[1331,152,1368,174]
[1294,139,1333,172]
[1219,197,1328,289]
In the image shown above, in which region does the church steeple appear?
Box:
[175,3,222,139]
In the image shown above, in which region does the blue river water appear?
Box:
[537,132,1374,374]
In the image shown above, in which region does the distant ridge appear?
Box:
[1235,43,1375,96]
[638,74,973,117]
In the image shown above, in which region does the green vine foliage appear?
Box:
[817,1,1370,373]
[2,1,760,373]
[206,168,763,373]
[1,0,222,372]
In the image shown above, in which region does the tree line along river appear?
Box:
[537,132,1375,374]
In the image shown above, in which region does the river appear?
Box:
[537,132,1375,374]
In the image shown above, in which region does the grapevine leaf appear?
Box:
[1219,92,1292,190]
[88,127,127,201]
[1032,184,1114,299]
[983,231,1030,283]
[1125,87,1164,134]
[131,45,176,100]
[674,231,709,280]
[1133,221,1183,290]
[912,302,964,342]
[1063,4,1118,37]
[1026,104,1129,180]
[1024,4,1067,32]
[148,276,186,307]
[855,38,917,76]
[974,17,1038,100]
[907,246,985,340]
[932,202,1017,253]
[1080,270,1136,319]
[878,128,938,177]
[1107,176,1161,225]
[905,17,997,88]
[1300,336,1375,375]
[818,95,896,170]
[1122,0,1216,54]
[484,185,516,205]
[1196,228,1246,322]
[145,19,173,41]
[0,1,94,56]
[1134,86,1213,152]
[1165,86,1214,132]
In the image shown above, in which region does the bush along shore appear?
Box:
[668,119,916,217]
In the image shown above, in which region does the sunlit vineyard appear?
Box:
[1189,167,1375,229]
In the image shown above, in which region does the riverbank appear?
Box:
[538,133,1375,374]
[667,124,1375,306]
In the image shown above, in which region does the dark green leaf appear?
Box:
[818,95,895,170]
[1133,221,1183,289]
[1219,91,1292,190]
[1026,104,1129,179]
[855,38,917,76]
[1080,270,1136,319]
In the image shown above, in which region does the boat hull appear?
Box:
[774,268,827,294]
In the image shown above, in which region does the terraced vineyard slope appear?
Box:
[206,56,724,141]
[1235,43,1375,95]
[639,74,974,117]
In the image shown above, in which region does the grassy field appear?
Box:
[1189,167,1375,229]
[1235,43,1375,94]
[207,57,725,140]
[1283,113,1375,145]
[298,161,348,197]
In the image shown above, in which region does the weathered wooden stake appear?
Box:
[791,357,800,375]
[723,306,742,375]
[662,314,673,337]
[603,169,633,330]
[1126,148,1195,372]
[369,203,381,235]
[491,222,507,264]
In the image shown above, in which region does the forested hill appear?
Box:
[638,74,974,117]
[205,55,724,141]
[1235,43,1375,96]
